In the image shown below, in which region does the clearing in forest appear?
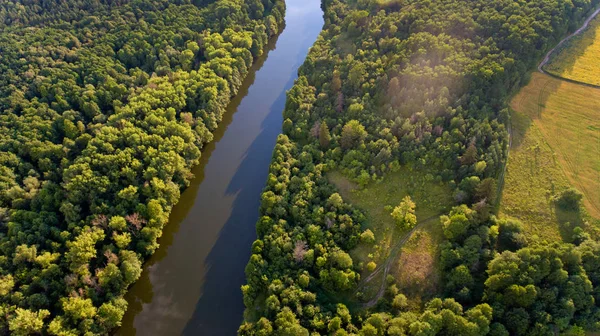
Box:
[388,218,443,309]
[500,72,600,241]
[543,14,600,86]
[328,167,452,305]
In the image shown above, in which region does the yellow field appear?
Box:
[500,73,600,241]
[544,15,600,86]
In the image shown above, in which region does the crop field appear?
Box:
[501,72,600,241]
[543,15,600,86]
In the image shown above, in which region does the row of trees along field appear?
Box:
[0,0,285,334]
[240,0,600,335]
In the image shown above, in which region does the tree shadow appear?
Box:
[180,73,296,336]
[543,14,599,81]
[555,206,584,242]
[508,73,563,149]
[116,26,283,336]
[180,15,324,335]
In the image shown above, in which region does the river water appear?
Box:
[118,1,324,335]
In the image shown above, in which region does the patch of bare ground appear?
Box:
[391,220,442,309]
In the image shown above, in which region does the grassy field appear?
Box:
[500,72,600,241]
[389,217,443,308]
[328,166,453,304]
[543,15,600,86]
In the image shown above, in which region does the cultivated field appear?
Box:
[501,72,600,241]
[543,15,600,86]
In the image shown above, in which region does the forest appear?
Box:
[0,0,285,334]
[2,0,600,334]
[239,0,600,335]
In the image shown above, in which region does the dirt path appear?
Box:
[538,7,600,73]
[358,215,440,308]
[357,9,600,306]
[498,6,600,207]
[495,120,512,207]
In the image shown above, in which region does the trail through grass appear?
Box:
[328,167,452,307]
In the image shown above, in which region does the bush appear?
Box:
[553,188,583,211]
[392,294,408,310]
[360,229,376,244]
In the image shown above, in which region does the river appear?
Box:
[117,0,324,335]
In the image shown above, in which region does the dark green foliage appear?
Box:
[241,0,600,334]
[319,121,331,149]
[496,218,527,252]
[554,188,585,211]
[485,244,598,334]
[0,0,285,333]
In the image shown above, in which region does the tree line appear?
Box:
[240,0,600,335]
[0,0,284,334]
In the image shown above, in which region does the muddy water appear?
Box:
[118,1,324,335]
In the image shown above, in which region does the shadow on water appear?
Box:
[117,29,282,336]
[118,0,324,335]
[181,73,296,336]
[182,19,323,335]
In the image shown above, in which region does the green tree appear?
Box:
[9,308,50,336]
[391,196,417,230]
[319,121,331,149]
[554,188,584,211]
[340,120,367,149]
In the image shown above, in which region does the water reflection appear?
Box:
[118,0,324,335]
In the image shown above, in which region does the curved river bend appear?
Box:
[118,0,324,335]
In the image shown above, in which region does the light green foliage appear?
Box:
[328,193,344,208]
[391,196,417,230]
[0,0,285,332]
[35,252,60,268]
[113,232,132,249]
[330,250,353,269]
[65,227,105,274]
[47,316,78,336]
[117,185,138,201]
[441,205,474,242]
[9,308,50,336]
[340,120,367,150]
[13,244,37,265]
[109,216,127,231]
[392,294,408,310]
[240,0,600,331]
[0,275,14,296]
[360,229,375,245]
[62,297,97,321]
[120,250,142,286]
[97,298,127,330]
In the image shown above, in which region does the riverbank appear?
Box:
[118,1,325,334]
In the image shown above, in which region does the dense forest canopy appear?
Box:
[240,0,600,335]
[0,0,285,334]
